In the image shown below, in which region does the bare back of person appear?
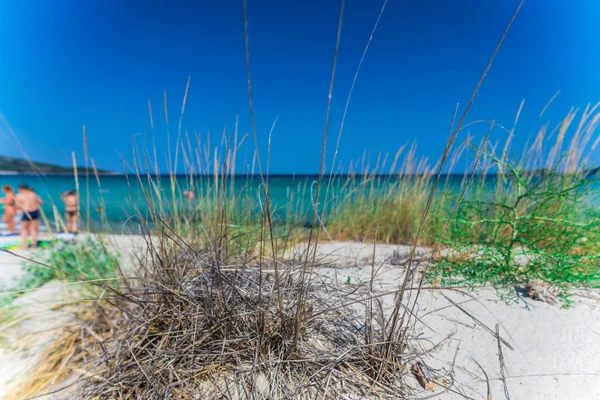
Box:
[16,185,43,249]
[17,191,42,214]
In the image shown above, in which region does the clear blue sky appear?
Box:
[1,0,599,174]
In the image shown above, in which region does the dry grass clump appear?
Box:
[4,331,79,399]
[3,303,115,399]
[75,235,416,399]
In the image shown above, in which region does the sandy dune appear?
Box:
[0,234,145,399]
[0,238,598,399]
[293,241,600,399]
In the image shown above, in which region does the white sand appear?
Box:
[0,281,75,398]
[297,241,600,399]
[0,237,599,399]
[0,233,146,399]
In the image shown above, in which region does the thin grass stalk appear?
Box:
[540,90,561,118]
[407,123,493,331]
[83,126,91,232]
[323,0,389,218]
[385,0,525,360]
[243,0,284,318]
[367,216,378,359]
[91,159,110,234]
[148,98,162,191]
[71,152,81,234]
[294,0,345,346]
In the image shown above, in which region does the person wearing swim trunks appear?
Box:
[16,184,43,249]
[1,185,17,234]
[61,190,79,234]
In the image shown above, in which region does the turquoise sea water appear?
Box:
[0,174,438,231]
[0,174,596,233]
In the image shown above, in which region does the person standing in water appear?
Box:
[183,189,196,201]
[182,189,198,222]
[61,190,79,234]
[1,185,17,234]
[16,184,43,249]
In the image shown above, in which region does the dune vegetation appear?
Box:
[1,0,599,398]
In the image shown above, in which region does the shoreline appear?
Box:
[1,171,598,177]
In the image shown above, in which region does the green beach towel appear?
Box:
[0,239,52,251]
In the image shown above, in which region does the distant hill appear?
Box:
[0,156,114,175]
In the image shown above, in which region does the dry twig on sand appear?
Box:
[496,323,511,400]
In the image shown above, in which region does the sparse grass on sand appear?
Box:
[3,0,600,396]
[0,238,120,309]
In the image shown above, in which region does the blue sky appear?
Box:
[1,0,599,174]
